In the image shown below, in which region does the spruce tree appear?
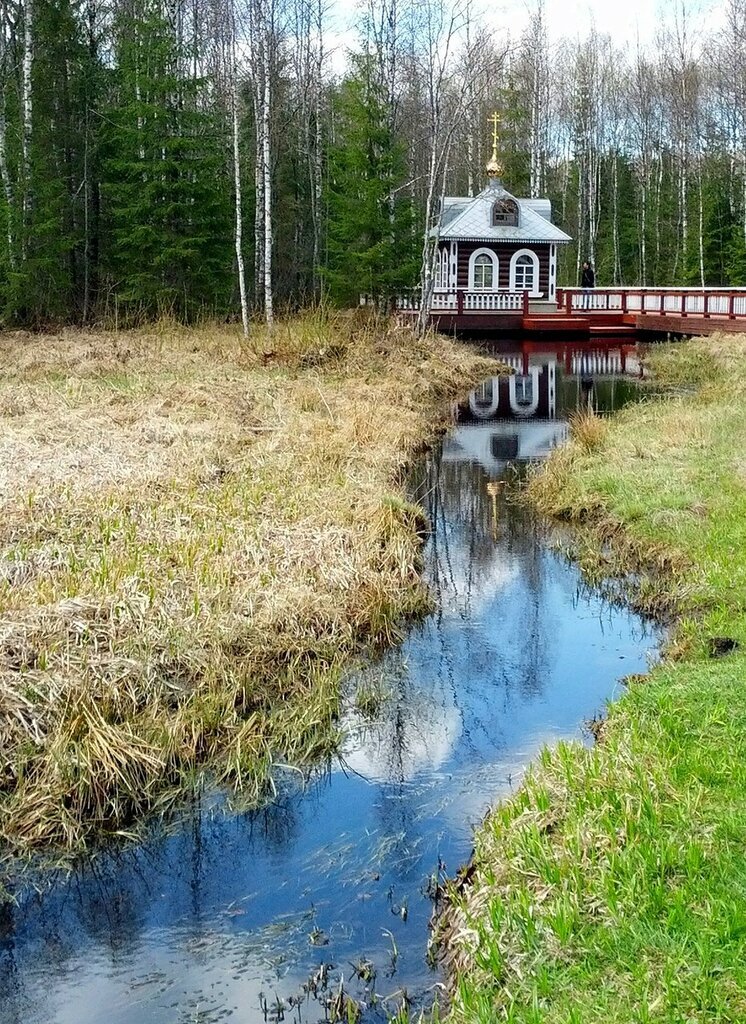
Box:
[102,0,232,319]
[324,57,419,308]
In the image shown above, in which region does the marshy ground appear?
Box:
[0,314,496,853]
[442,335,746,1023]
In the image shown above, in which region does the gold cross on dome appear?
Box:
[489,110,500,152]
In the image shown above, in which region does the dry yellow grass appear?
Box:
[0,312,497,851]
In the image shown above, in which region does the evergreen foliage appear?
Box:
[1,1,746,324]
[102,1,232,319]
[325,58,419,308]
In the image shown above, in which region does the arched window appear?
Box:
[491,198,519,227]
[435,247,449,289]
[514,255,535,290]
[509,249,540,294]
[474,254,493,288]
[469,248,499,290]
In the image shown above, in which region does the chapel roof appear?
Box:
[436,181,572,245]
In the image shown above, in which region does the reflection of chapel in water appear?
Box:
[447,344,641,476]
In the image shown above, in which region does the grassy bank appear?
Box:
[0,313,496,853]
[443,336,746,1023]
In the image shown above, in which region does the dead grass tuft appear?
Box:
[568,408,608,453]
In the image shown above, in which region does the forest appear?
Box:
[1,0,746,326]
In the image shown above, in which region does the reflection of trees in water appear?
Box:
[0,781,314,1019]
[354,448,552,798]
[425,450,550,705]
[425,451,545,602]
[0,852,152,1023]
[556,368,641,418]
[350,445,556,853]
[0,899,20,1024]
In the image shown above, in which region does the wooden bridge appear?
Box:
[398,286,746,338]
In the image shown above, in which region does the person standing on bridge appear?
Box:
[581,261,595,309]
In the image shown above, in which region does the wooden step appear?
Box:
[522,316,591,332]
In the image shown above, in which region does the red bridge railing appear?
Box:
[557,287,746,319]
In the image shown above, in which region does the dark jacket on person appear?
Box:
[581,265,595,288]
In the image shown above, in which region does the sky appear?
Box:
[499,0,715,46]
[327,0,727,70]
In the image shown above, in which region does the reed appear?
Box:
[0,312,497,852]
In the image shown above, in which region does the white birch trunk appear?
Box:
[698,165,705,287]
[310,0,324,296]
[232,59,249,337]
[21,0,33,254]
[83,111,90,322]
[654,153,663,278]
[253,79,264,305]
[464,1,474,197]
[416,134,441,337]
[530,57,541,198]
[576,154,584,281]
[680,155,688,279]
[0,104,15,267]
[312,77,323,294]
[742,155,746,250]
[262,56,273,329]
[134,21,145,163]
[639,164,647,284]
[611,153,620,285]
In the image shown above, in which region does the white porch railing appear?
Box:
[464,291,524,311]
[396,285,746,320]
[396,289,528,313]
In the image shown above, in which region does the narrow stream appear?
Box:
[0,341,659,1024]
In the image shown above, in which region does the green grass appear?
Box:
[443,335,746,1023]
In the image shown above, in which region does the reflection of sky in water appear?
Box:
[0,349,658,1024]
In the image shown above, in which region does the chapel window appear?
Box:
[514,254,536,291]
[491,198,519,227]
[473,253,494,289]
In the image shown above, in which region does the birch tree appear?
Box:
[21,0,33,257]
[248,0,280,328]
[0,7,15,268]
[661,3,700,281]
[518,0,551,199]
[231,5,249,335]
[291,0,327,298]
[412,0,504,336]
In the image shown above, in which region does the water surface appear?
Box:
[0,342,657,1024]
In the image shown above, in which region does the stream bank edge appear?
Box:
[439,334,746,1023]
[0,315,501,857]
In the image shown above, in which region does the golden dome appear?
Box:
[486,153,503,178]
